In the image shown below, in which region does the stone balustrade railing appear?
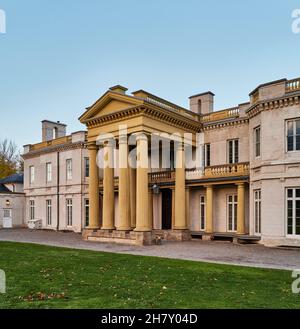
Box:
[30,136,72,151]
[204,162,250,178]
[149,170,175,183]
[286,78,300,93]
[201,107,240,123]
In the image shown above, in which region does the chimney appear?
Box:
[109,85,128,94]
[42,120,67,142]
[189,91,214,115]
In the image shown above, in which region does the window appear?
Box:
[227,195,238,232]
[53,127,58,139]
[46,162,52,182]
[203,144,211,167]
[85,199,89,227]
[287,188,300,236]
[254,190,261,234]
[66,199,73,227]
[46,200,52,226]
[29,200,35,220]
[228,139,239,164]
[200,195,205,231]
[254,126,261,157]
[84,157,90,178]
[29,166,35,184]
[3,209,12,218]
[287,119,300,151]
[66,159,72,180]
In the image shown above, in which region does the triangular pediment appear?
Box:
[79,91,144,123]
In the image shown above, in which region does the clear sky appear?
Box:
[1,0,300,150]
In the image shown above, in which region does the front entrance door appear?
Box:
[3,209,12,228]
[162,189,172,230]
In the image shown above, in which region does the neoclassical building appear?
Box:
[23,78,300,246]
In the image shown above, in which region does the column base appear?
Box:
[101,226,116,231]
[134,227,152,232]
[117,227,132,232]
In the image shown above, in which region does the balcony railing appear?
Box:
[204,162,250,178]
[149,171,175,183]
[286,78,300,93]
[201,107,240,123]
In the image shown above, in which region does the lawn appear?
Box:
[0,241,299,309]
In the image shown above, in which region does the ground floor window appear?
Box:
[287,188,300,236]
[254,190,261,234]
[30,200,35,220]
[227,195,237,232]
[46,200,52,226]
[66,199,73,227]
[85,199,89,227]
[200,195,205,230]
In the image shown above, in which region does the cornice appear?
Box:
[22,142,86,160]
[247,93,300,118]
[202,118,249,131]
[85,105,202,133]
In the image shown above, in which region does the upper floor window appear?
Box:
[287,119,300,152]
[203,144,211,167]
[228,139,239,164]
[29,166,35,184]
[254,126,261,157]
[66,159,72,180]
[46,162,52,182]
[84,157,89,178]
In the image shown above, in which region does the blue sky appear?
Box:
[0,0,300,149]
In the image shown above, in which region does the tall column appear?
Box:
[129,167,136,229]
[148,190,153,230]
[118,137,131,230]
[174,143,187,230]
[101,141,115,230]
[237,183,245,235]
[88,142,100,229]
[185,187,190,229]
[135,135,151,231]
[205,185,213,233]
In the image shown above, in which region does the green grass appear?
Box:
[0,241,299,309]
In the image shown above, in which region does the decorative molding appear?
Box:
[247,94,300,118]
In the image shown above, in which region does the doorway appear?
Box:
[161,189,172,230]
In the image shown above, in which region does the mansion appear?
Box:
[21,77,300,246]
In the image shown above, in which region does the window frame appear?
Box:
[254,189,261,234]
[66,198,73,227]
[84,157,90,178]
[46,199,52,226]
[203,143,211,167]
[84,199,89,227]
[286,118,300,152]
[46,162,52,183]
[286,188,300,237]
[29,166,35,184]
[254,126,261,158]
[227,139,239,164]
[200,195,206,231]
[66,159,73,181]
[227,194,238,232]
[29,200,35,220]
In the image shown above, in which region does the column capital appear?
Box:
[133,133,148,142]
[204,184,213,189]
[87,141,97,151]
[235,182,245,187]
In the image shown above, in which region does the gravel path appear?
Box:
[0,229,299,270]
